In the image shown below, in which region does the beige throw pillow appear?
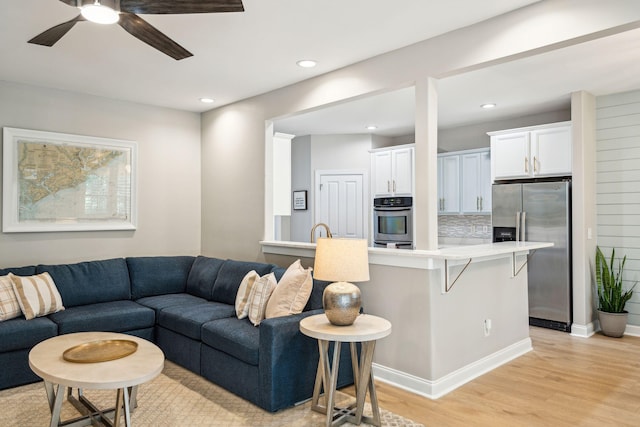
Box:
[0,275,22,321]
[235,270,259,319]
[9,272,64,320]
[247,272,277,326]
[265,259,313,319]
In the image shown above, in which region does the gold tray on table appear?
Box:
[63,339,138,363]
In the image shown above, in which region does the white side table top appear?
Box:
[29,332,165,390]
[300,314,392,342]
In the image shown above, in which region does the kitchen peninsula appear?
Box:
[261,240,552,399]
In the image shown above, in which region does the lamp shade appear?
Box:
[313,238,370,282]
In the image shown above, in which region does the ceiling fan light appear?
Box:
[81,3,120,25]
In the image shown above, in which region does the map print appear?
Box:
[16,140,131,223]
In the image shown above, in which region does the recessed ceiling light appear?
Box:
[296,59,317,68]
[199,98,215,103]
[366,125,378,130]
[481,103,497,109]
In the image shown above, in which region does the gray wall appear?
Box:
[0,81,202,267]
[290,135,311,242]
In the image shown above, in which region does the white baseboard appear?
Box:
[572,320,640,337]
[372,338,532,400]
[624,324,640,337]
[570,322,596,338]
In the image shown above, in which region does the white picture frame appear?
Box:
[2,127,138,233]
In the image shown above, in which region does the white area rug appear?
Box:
[0,361,424,426]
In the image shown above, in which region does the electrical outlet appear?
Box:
[484,319,492,337]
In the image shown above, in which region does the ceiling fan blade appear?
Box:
[28,14,86,47]
[120,0,244,14]
[118,13,192,60]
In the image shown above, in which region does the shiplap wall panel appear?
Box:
[596,89,640,326]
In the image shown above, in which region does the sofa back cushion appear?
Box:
[0,266,37,277]
[37,258,130,308]
[186,256,225,299]
[211,260,275,305]
[127,256,195,299]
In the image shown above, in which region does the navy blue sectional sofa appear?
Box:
[0,255,354,412]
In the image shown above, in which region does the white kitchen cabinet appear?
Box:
[371,145,414,197]
[437,154,460,214]
[461,150,491,214]
[489,122,571,181]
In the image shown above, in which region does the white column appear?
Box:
[570,90,597,337]
[414,78,439,250]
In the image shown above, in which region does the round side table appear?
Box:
[300,314,391,427]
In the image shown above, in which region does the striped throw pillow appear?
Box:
[0,275,22,321]
[248,272,277,326]
[235,270,259,319]
[9,272,64,320]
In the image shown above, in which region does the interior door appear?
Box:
[315,171,365,240]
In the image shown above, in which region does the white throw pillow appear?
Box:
[9,272,64,320]
[247,272,277,326]
[265,259,313,319]
[0,275,22,321]
[235,270,259,319]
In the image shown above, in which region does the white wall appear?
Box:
[0,81,201,267]
[596,89,640,326]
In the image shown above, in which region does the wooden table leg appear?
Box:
[353,341,380,426]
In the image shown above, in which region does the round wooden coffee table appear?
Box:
[29,331,164,427]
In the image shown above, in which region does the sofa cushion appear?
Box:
[136,293,208,313]
[235,271,259,319]
[48,300,155,335]
[272,266,328,312]
[157,302,235,340]
[202,317,260,366]
[0,316,57,352]
[0,275,22,321]
[127,256,195,299]
[0,266,36,277]
[9,272,65,320]
[247,273,277,326]
[186,256,225,300]
[265,260,312,319]
[211,260,275,305]
[37,258,130,308]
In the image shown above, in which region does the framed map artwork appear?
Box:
[2,127,137,232]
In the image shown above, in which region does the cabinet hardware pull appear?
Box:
[476,196,479,211]
[393,180,396,192]
[387,180,391,193]
[534,156,538,173]
[525,157,529,173]
[480,197,483,211]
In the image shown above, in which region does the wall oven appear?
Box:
[373,197,413,249]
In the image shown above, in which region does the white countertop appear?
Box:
[260,240,553,269]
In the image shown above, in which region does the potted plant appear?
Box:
[595,246,637,337]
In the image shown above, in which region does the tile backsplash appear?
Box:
[438,215,492,239]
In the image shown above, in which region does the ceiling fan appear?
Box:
[28,0,245,60]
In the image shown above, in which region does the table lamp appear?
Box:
[313,238,370,326]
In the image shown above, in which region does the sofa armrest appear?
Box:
[258,309,354,412]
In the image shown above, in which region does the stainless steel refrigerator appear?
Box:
[492,180,572,332]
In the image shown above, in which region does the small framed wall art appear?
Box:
[293,190,307,210]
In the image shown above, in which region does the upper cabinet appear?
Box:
[438,148,491,215]
[437,154,460,214]
[461,150,491,214]
[372,145,414,197]
[489,122,572,181]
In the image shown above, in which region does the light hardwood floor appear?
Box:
[342,327,640,426]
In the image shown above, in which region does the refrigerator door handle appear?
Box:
[521,211,526,242]
[516,211,521,243]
